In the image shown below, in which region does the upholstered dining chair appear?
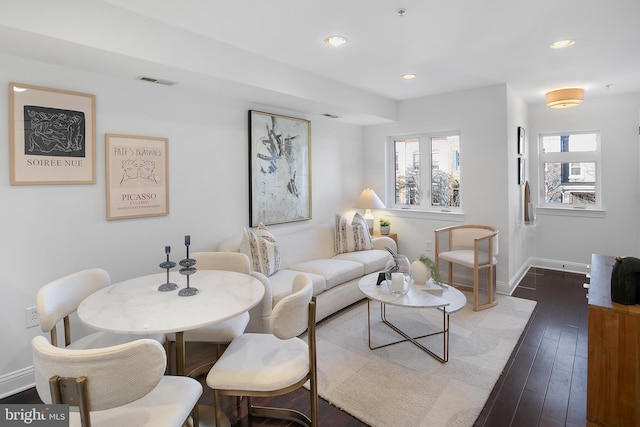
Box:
[32,336,202,427]
[206,274,317,427]
[36,268,164,349]
[165,251,252,376]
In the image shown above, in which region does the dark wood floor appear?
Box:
[2,267,587,426]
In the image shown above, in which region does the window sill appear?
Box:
[536,206,605,218]
[383,207,466,222]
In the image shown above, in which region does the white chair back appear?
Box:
[270,274,313,340]
[37,268,111,337]
[191,252,251,274]
[32,336,166,411]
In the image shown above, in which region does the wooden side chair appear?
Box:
[165,252,252,376]
[435,224,499,311]
[31,336,202,427]
[37,268,164,348]
[206,274,317,426]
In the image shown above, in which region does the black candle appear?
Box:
[165,245,170,254]
[185,235,190,246]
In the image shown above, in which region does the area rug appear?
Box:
[312,292,536,427]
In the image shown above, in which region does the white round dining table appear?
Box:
[77,270,265,377]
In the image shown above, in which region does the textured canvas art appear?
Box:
[249,111,311,226]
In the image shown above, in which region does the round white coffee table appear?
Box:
[358,272,466,362]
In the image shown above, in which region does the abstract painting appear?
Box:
[105,134,169,220]
[9,82,95,185]
[249,110,311,226]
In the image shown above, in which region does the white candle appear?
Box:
[391,272,404,293]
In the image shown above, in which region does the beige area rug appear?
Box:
[312,292,536,427]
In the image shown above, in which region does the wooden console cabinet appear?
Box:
[587,254,640,427]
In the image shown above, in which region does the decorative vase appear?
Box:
[411,259,431,285]
[385,254,411,296]
[380,225,390,235]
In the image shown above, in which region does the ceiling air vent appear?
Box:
[136,76,177,86]
[321,113,341,119]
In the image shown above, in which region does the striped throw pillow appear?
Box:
[334,212,373,254]
[241,223,280,276]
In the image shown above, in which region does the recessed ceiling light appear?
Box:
[401,74,417,80]
[324,35,347,47]
[550,39,575,49]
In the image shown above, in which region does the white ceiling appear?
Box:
[2,0,640,124]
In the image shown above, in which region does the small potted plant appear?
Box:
[379,218,391,235]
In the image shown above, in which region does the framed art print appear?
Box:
[517,126,525,155]
[249,110,311,226]
[9,82,96,185]
[518,157,525,185]
[105,134,169,220]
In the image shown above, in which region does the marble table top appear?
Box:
[358,272,466,313]
[77,270,265,335]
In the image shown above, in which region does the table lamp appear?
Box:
[355,188,385,233]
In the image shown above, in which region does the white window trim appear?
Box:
[538,131,602,211]
[386,131,462,214]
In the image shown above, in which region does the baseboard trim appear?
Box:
[528,257,589,275]
[0,367,35,399]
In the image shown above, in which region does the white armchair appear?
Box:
[435,224,499,311]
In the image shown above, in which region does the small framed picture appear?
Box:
[517,126,525,156]
[518,158,525,185]
[9,82,96,185]
[105,134,169,220]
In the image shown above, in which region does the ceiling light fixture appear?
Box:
[550,39,575,49]
[546,88,584,108]
[324,35,347,47]
[401,73,416,80]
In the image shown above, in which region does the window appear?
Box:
[539,131,600,208]
[390,133,460,210]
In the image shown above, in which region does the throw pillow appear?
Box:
[240,223,280,276]
[334,212,373,254]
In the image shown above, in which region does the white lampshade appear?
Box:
[355,188,385,232]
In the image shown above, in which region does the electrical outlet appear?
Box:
[25,307,39,328]
[425,240,432,251]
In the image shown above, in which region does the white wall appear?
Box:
[506,85,532,281]
[529,92,640,266]
[362,84,516,290]
[0,54,364,397]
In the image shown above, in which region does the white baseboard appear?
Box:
[446,257,589,298]
[0,367,35,400]
[528,257,589,275]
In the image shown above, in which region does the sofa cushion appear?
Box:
[288,259,364,290]
[334,212,373,254]
[268,269,326,306]
[333,249,390,275]
[240,223,280,276]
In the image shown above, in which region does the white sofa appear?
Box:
[218,222,397,333]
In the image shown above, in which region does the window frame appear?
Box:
[386,131,462,213]
[538,130,602,210]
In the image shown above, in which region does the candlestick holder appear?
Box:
[178,235,198,296]
[158,246,178,292]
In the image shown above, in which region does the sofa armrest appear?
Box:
[372,236,397,253]
[246,271,274,333]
